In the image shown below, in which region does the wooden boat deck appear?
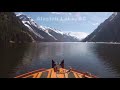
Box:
[15,68,96,78]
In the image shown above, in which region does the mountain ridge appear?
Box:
[82,12,120,42]
[16,14,80,42]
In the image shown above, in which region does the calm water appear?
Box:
[0,42,120,78]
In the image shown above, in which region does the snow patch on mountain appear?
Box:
[52,29,64,35]
[17,14,46,39]
[65,31,89,40]
[44,27,64,35]
[44,29,57,40]
[24,22,44,39]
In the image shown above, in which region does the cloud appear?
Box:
[74,12,80,17]
[72,12,87,21]
[51,12,72,15]
[87,20,100,26]
[92,22,99,26]
[51,12,63,15]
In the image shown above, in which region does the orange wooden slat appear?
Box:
[23,73,38,78]
[33,73,40,78]
[15,68,97,78]
[77,74,83,78]
[36,72,42,78]
[47,69,52,78]
[15,68,45,78]
[65,73,68,78]
[51,68,57,78]
[73,72,79,78]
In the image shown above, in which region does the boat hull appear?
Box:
[15,68,97,78]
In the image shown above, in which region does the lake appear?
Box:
[0,42,120,78]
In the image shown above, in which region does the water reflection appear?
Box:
[92,43,120,77]
[0,42,120,78]
[16,43,120,78]
[0,44,29,78]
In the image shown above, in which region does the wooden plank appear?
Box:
[23,75,33,78]
[77,74,83,78]
[57,73,65,78]
[15,67,96,78]
[33,73,40,78]
[15,68,45,78]
[62,68,68,78]
[36,72,42,78]
[57,68,65,78]
[73,72,79,78]
[47,69,52,78]
[77,73,92,78]
[23,73,38,78]
[51,68,57,78]
[65,73,68,78]
[40,71,48,78]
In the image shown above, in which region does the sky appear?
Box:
[16,12,113,38]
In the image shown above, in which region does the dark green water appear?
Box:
[0,42,120,78]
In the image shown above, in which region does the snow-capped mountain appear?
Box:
[16,14,80,42]
[65,31,88,40]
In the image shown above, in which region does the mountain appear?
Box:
[16,14,80,42]
[45,27,80,42]
[0,12,80,44]
[65,31,88,40]
[0,12,33,43]
[82,12,120,42]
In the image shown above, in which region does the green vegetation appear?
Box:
[0,12,33,44]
